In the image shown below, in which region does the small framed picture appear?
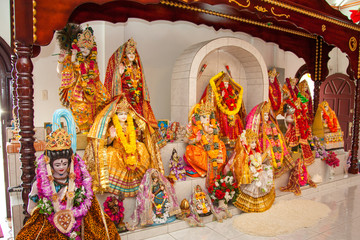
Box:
[44,122,65,139]
[44,122,52,139]
[157,119,169,138]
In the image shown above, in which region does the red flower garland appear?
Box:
[103,196,125,224]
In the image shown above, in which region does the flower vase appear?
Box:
[329,166,335,180]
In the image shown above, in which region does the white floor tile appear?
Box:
[205,218,244,239]
[146,234,176,240]
[170,226,228,240]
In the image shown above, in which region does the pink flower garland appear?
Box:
[103,196,125,224]
[36,154,93,238]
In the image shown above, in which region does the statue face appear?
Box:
[52,158,69,176]
[80,47,91,57]
[324,105,329,111]
[250,140,256,150]
[117,111,128,122]
[127,53,136,62]
[264,112,269,122]
[200,115,210,125]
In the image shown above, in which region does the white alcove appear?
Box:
[171,37,268,125]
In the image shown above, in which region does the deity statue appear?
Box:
[84,95,164,197]
[17,110,119,240]
[282,77,299,101]
[246,101,296,178]
[127,169,180,229]
[183,185,227,227]
[298,80,313,124]
[268,68,282,116]
[166,122,180,142]
[312,101,344,150]
[168,148,186,183]
[231,129,275,213]
[283,97,315,166]
[280,158,316,196]
[184,100,227,188]
[104,38,158,129]
[56,25,110,132]
[199,71,246,147]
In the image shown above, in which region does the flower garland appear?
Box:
[209,72,243,116]
[285,99,311,140]
[36,154,93,240]
[320,105,338,133]
[103,196,125,225]
[72,41,98,96]
[264,121,284,169]
[269,77,282,112]
[112,114,137,167]
[193,112,220,170]
[123,63,143,104]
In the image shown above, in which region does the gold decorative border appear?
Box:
[229,0,250,8]
[322,25,326,32]
[33,0,37,42]
[349,37,357,52]
[261,0,360,32]
[160,0,315,39]
[255,6,268,12]
[271,7,289,18]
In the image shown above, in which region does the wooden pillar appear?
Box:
[15,41,36,219]
[349,77,360,174]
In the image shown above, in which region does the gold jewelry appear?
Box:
[263,101,271,114]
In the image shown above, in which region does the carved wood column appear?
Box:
[15,41,36,218]
[349,77,360,174]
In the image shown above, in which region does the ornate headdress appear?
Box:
[263,101,271,114]
[298,80,309,93]
[125,38,137,55]
[77,26,95,49]
[288,77,298,86]
[197,100,213,116]
[268,68,279,79]
[45,127,72,151]
[245,129,257,144]
[116,97,130,113]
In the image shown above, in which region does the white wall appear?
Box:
[0,1,10,45]
[31,19,306,127]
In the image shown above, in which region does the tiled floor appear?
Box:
[140,175,360,240]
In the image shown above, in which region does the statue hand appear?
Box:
[119,63,125,75]
[58,49,67,62]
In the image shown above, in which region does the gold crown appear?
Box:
[197,100,213,116]
[77,26,95,49]
[125,38,137,55]
[320,101,329,109]
[288,77,298,86]
[298,80,309,92]
[268,68,279,78]
[245,129,257,144]
[263,101,271,113]
[45,128,72,151]
[116,97,130,113]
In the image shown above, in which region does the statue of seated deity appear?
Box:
[184,100,227,188]
[17,110,119,240]
[127,168,181,229]
[312,101,344,150]
[232,129,275,213]
[84,95,164,197]
[199,71,246,147]
[246,101,296,178]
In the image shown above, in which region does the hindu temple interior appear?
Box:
[1,0,360,240]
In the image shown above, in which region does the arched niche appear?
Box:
[171,37,268,125]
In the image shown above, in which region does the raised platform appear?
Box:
[7,141,354,239]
